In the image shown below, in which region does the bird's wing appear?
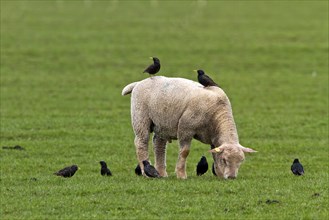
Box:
[204,75,218,85]
[297,165,304,174]
[150,167,160,177]
[143,65,152,73]
[56,168,67,174]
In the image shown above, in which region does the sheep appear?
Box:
[122,76,256,179]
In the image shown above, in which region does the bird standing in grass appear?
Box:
[100,161,112,176]
[142,160,160,178]
[291,158,304,175]
[135,164,142,176]
[195,69,218,87]
[143,57,160,76]
[54,165,79,178]
[2,145,25,150]
[196,156,208,176]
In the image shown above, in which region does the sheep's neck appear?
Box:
[214,108,239,146]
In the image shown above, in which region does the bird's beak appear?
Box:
[149,57,153,60]
[193,70,198,73]
[78,167,81,170]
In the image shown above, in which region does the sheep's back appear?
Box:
[130,76,229,139]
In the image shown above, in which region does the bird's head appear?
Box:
[142,160,150,166]
[99,161,107,167]
[150,57,160,64]
[293,159,300,163]
[194,69,205,75]
[72,165,79,171]
[200,156,207,162]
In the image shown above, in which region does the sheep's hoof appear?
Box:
[176,170,187,179]
[155,166,168,177]
[177,174,187,179]
[159,171,168,177]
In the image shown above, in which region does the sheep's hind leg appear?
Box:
[153,134,168,177]
[175,139,191,179]
[134,133,150,175]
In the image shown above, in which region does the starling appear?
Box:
[212,163,217,176]
[2,145,25,150]
[291,158,304,175]
[195,69,218,87]
[196,156,208,176]
[143,57,160,75]
[142,160,160,178]
[135,164,142,176]
[54,165,79,178]
[100,161,112,176]
[265,199,280,204]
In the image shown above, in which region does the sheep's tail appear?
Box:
[122,82,138,96]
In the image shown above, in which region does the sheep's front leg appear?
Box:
[134,134,150,175]
[175,140,191,179]
[153,134,168,177]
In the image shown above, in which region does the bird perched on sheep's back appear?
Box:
[54,165,79,178]
[291,159,304,176]
[135,164,142,176]
[195,69,218,87]
[142,160,160,178]
[196,156,208,176]
[100,161,112,176]
[143,57,160,76]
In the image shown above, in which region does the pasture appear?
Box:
[1,1,328,219]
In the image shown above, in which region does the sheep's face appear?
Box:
[211,144,256,179]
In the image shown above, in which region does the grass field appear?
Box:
[1,0,328,219]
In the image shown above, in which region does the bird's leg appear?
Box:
[153,134,168,177]
[175,139,191,179]
[134,135,150,176]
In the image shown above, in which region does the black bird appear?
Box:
[135,164,142,176]
[100,161,112,176]
[143,57,160,76]
[142,160,160,178]
[212,163,217,176]
[195,69,218,87]
[54,165,79,178]
[291,158,304,175]
[196,156,208,176]
[2,145,25,150]
[265,199,280,204]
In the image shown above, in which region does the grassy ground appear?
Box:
[1,1,328,219]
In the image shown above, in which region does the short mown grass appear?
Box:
[1,1,328,219]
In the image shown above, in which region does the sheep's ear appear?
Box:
[208,147,223,153]
[239,145,257,153]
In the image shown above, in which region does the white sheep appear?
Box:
[122,76,256,179]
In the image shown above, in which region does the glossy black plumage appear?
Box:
[142,160,160,178]
[54,165,79,178]
[196,156,208,176]
[196,70,218,87]
[100,161,112,176]
[135,164,142,176]
[291,158,304,175]
[143,57,160,75]
[212,163,217,176]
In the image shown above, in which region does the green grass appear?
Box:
[1,0,328,219]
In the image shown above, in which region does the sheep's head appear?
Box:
[209,144,256,179]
